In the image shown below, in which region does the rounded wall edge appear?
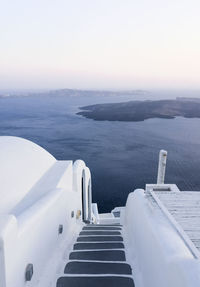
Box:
[0,136,56,214]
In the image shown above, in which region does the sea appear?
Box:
[1,89,200,212]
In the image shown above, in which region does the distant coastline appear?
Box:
[77,98,200,122]
[0,88,149,99]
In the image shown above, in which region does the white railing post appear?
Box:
[157,150,167,184]
[92,203,100,224]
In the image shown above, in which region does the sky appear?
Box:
[0,0,200,90]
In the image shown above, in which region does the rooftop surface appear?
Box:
[146,186,200,259]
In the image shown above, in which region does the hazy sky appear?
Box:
[0,0,200,90]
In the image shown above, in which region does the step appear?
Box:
[64,261,132,274]
[57,276,134,287]
[69,250,126,261]
[73,242,124,250]
[80,231,121,236]
[83,226,121,231]
[113,211,120,218]
[77,236,123,242]
[85,224,122,227]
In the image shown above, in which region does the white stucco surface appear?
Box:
[0,136,56,214]
[123,189,200,287]
[0,136,93,287]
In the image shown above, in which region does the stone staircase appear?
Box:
[56,224,135,287]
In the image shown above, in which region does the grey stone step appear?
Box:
[64,261,132,274]
[113,211,121,218]
[80,231,121,236]
[73,242,124,250]
[69,250,126,261]
[57,276,134,287]
[85,224,122,227]
[83,226,121,231]
[77,236,123,242]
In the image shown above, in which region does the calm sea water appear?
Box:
[1,92,200,212]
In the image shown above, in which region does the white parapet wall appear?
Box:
[0,136,93,287]
[0,136,56,214]
[123,189,200,287]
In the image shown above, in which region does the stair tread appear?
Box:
[69,250,126,261]
[64,261,132,274]
[73,242,124,250]
[83,227,121,231]
[77,236,123,242]
[57,276,134,287]
[80,231,121,236]
[85,224,122,227]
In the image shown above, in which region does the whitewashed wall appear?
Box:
[0,137,92,287]
[0,136,56,214]
[124,190,200,287]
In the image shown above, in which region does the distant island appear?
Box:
[0,88,148,98]
[48,88,149,97]
[77,98,200,122]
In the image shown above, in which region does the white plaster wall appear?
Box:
[124,190,200,287]
[0,136,56,214]
[4,188,81,287]
[0,137,92,287]
[0,157,80,287]
[12,160,72,216]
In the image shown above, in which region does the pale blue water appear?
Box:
[1,92,200,212]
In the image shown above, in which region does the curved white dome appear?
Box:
[0,136,56,214]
